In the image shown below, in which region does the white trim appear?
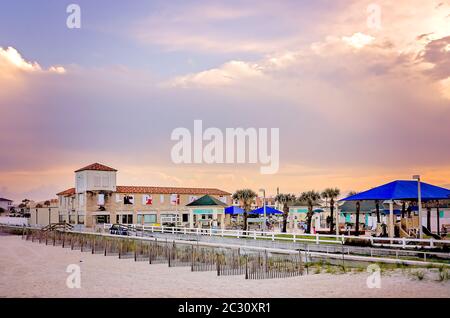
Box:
[91,212,111,216]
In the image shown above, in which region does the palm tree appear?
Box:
[375,200,381,223]
[232,189,257,232]
[321,188,340,234]
[275,193,296,233]
[298,190,321,234]
[347,191,361,236]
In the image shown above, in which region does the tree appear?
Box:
[375,200,381,223]
[347,191,361,236]
[232,189,257,231]
[275,194,296,233]
[321,188,340,234]
[0,207,5,214]
[298,190,321,234]
[44,200,51,206]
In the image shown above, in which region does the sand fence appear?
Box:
[18,227,304,280]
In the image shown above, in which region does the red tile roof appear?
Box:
[75,163,117,173]
[116,186,230,195]
[56,186,230,196]
[56,188,75,196]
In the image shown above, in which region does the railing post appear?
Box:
[209,228,212,236]
[196,228,200,236]
[402,238,406,248]
[172,227,175,234]
[341,234,345,244]
[430,239,434,248]
[184,227,187,235]
[221,229,224,237]
[271,233,275,241]
[293,234,296,243]
[253,231,257,240]
[315,233,319,245]
[161,226,164,234]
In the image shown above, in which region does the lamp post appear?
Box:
[259,189,266,232]
[335,201,340,239]
[413,175,422,238]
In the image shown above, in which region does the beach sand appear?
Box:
[0,235,449,298]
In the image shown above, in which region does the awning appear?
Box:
[340,180,450,201]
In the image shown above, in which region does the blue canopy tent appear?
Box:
[250,206,283,215]
[340,180,450,202]
[225,206,244,215]
[340,180,450,238]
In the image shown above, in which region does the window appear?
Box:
[142,194,153,205]
[144,214,157,224]
[69,215,76,224]
[95,215,110,224]
[97,193,105,206]
[116,214,133,224]
[137,214,157,224]
[115,194,121,202]
[160,195,164,203]
[77,215,85,224]
[182,214,189,222]
[123,195,134,205]
[170,194,180,205]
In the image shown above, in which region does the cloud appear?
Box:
[168,60,264,87]
[342,32,375,49]
[0,46,66,74]
[0,46,66,99]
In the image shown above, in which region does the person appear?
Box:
[441,225,447,237]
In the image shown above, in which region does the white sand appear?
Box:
[0,235,449,298]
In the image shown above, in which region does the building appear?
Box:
[29,199,59,227]
[0,198,13,213]
[56,163,231,228]
[186,195,227,228]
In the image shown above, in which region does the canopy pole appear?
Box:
[335,203,340,239]
[417,180,423,239]
[389,200,394,239]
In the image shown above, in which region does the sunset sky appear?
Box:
[0,0,449,202]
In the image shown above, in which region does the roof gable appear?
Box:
[75,163,117,173]
[186,195,228,207]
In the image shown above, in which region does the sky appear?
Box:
[0,0,449,202]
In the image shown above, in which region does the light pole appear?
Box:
[413,175,422,238]
[259,189,266,232]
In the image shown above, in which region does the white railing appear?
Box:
[0,217,28,226]
[98,223,450,249]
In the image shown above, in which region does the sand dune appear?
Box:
[0,235,449,298]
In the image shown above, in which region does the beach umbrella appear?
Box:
[249,206,283,215]
[225,206,244,215]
